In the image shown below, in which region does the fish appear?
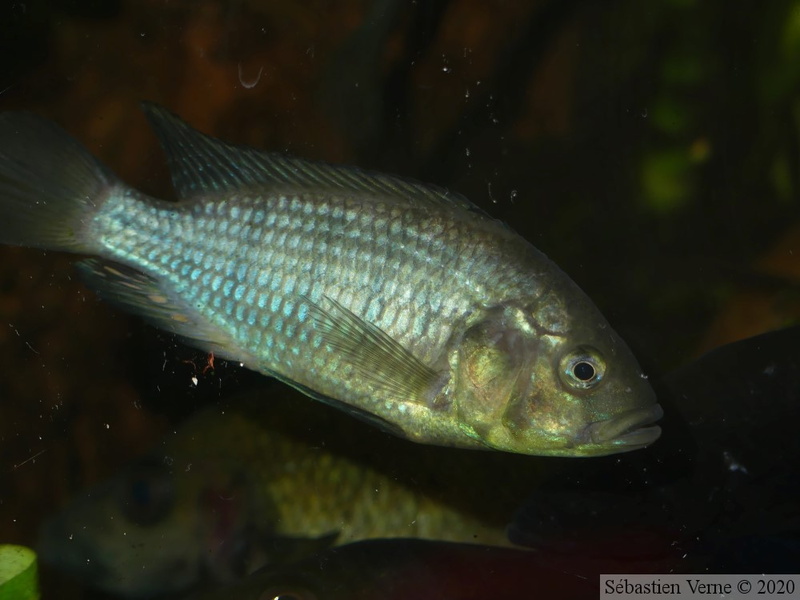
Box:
[0,104,661,456]
[36,329,799,597]
[37,387,544,597]
[184,538,681,600]
[507,326,800,573]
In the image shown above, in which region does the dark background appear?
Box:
[0,0,798,596]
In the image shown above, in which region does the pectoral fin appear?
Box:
[305,295,440,403]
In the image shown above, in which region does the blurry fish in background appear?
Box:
[0,104,661,457]
[507,326,800,573]
[37,388,546,598]
[185,537,681,600]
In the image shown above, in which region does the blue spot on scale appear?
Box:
[297,303,308,322]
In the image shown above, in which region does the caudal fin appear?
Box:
[0,112,117,253]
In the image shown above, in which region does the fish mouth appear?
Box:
[579,403,664,451]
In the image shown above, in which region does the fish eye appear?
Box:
[117,461,175,527]
[559,347,605,390]
[573,361,596,381]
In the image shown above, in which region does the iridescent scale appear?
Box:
[94,187,546,419]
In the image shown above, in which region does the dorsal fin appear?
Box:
[140,102,482,214]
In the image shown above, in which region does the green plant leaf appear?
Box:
[0,545,39,600]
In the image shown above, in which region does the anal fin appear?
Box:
[77,259,242,361]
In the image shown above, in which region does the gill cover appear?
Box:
[451,305,540,442]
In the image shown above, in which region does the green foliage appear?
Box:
[0,545,39,600]
[782,2,800,60]
[641,149,693,213]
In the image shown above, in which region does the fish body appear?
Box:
[37,388,537,597]
[0,105,661,456]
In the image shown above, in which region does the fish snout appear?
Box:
[578,403,664,451]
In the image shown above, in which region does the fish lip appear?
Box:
[579,403,664,449]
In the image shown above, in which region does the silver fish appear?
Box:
[0,104,662,456]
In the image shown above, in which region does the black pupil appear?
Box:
[573,361,595,381]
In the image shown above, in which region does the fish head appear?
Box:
[450,290,661,457]
[36,455,269,596]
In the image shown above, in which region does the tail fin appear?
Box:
[0,112,117,253]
